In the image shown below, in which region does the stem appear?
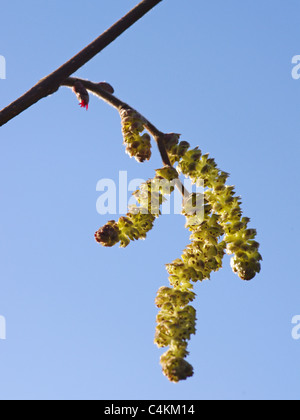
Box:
[62,77,190,199]
[0,0,163,127]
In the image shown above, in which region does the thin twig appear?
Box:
[0,0,163,127]
[62,77,189,199]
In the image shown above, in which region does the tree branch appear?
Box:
[0,0,163,127]
[62,77,189,199]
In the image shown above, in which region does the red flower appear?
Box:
[72,81,89,111]
[79,100,89,110]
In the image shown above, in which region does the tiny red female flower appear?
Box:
[79,99,89,110]
[72,80,89,110]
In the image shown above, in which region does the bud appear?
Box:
[97,82,114,94]
[72,80,89,110]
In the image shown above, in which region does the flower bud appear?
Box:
[97,82,114,94]
[72,80,89,110]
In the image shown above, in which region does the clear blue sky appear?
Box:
[0,0,299,400]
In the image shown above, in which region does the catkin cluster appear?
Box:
[119,108,152,163]
[153,134,262,382]
[95,123,262,383]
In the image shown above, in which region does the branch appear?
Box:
[62,77,189,198]
[0,0,163,127]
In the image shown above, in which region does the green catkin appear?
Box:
[153,136,262,381]
[96,128,262,382]
[119,108,152,163]
[155,196,226,382]
[95,168,178,248]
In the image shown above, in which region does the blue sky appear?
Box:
[0,0,299,400]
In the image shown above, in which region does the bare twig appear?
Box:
[62,77,189,199]
[0,0,163,127]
